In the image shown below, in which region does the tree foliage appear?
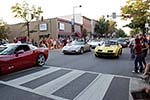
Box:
[0,19,9,39]
[116,28,127,37]
[121,0,150,34]
[11,1,43,37]
[94,16,109,36]
[107,19,117,33]
[94,16,117,37]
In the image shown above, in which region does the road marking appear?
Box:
[47,65,135,80]
[1,65,136,100]
[34,70,85,94]
[0,81,69,100]
[7,67,61,85]
[74,74,114,100]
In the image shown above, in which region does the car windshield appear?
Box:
[0,45,15,55]
[71,41,84,45]
[29,44,37,50]
[118,39,126,42]
[0,47,7,52]
[105,40,117,45]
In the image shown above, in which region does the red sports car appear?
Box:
[0,43,49,75]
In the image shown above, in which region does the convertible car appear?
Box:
[87,40,104,49]
[62,40,91,54]
[94,40,122,58]
[0,43,49,75]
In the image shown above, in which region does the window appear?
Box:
[59,23,65,30]
[39,23,48,31]
[15,45,30,52]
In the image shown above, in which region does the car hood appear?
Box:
[97,45,118,50]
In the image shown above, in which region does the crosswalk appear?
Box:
[0,65,140,100]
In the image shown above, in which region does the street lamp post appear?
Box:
[145,16,149,34]
[72,5,82,33]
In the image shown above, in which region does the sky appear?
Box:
[0,0,130,33]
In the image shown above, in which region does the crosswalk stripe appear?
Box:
[34,70,85,95]
[0,81,69,100]
[74,74,114,100]
[2,66,130,100]
[7,67,61,85]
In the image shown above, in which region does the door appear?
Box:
[13,45,32,70]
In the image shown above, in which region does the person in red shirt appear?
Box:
[133,38,143,73]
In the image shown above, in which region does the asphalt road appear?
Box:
[46,48,137,78]
[0,47,146,100]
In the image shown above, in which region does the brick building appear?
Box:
[7,15,98,43]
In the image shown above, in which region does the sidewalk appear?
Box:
[129,77,150,100]
[129,55,150,100]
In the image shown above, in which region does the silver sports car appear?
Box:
[62,40,91,54]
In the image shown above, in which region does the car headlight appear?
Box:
[95,46,99,50]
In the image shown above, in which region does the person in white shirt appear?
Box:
[128,35,135,59]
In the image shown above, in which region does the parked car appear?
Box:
[94,40,122,58]
[0,43,49,75]
[62,40,91,54]
[117,38,128,48]
[87,40,104,49]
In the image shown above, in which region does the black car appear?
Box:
[117,38,128,48]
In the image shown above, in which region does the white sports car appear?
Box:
[88,40,104,49]
[62,40,91,54]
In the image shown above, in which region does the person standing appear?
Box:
[133,38,143,73]
[141,37,149,69]
[129,35,135,59]
[147,33,150,54]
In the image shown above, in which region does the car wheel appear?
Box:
[120,49,122,55]
[63,53,66,55]
[95,54,98,57]
[88,48,91,52]
[37,53,46,66]
[80,48,84,54]
[116,50,121,58]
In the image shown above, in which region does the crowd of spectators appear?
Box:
[0,34,75,50]
[0,38,9,45]
[39,34,72,49]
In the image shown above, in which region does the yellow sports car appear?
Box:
[94,40,122,58]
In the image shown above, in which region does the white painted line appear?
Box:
[74,74,114,100]
[7,67,61,85]
[34,70,85,94]
[47,65,133,79]
[0,81,69,100]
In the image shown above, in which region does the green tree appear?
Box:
[94,16,109,37]
[11,1,43,37]
[117,28,127,37]
[107,19,117,34]
[94,16,117,37]
[129,28,141,35]
[0,19,9,39]
[121,0,150,34]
